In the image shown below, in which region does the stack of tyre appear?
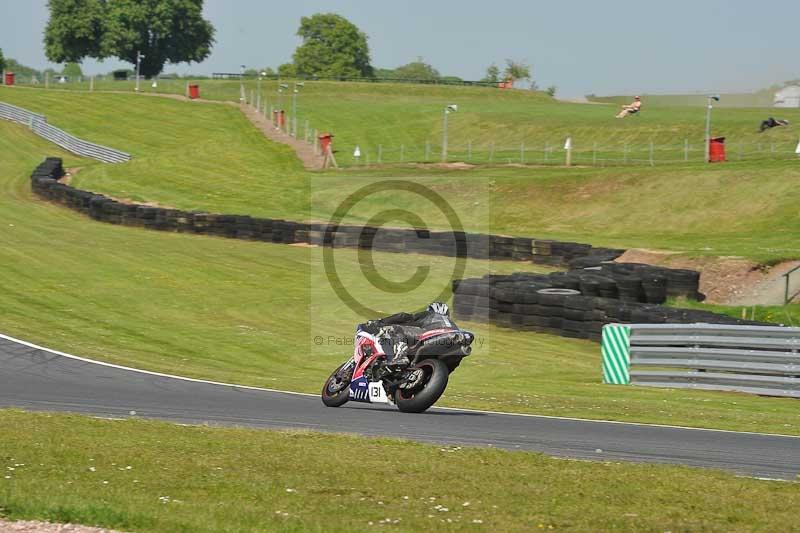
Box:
[532,240,624,267]
[453,271,766,342]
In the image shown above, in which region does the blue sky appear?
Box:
[1,0,798,97]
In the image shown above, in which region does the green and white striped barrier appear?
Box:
[601,324,631,384]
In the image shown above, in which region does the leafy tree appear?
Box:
[545,85,557,97]
[504,59,531,83]
[278,63,297,78]
[0,49,5,74]
[482,63,500,84]
[293,13,372,78]
[394,58,440,81]
[252,67,276,77]
[62,62,83,78]
[45,0,215,78]
[373,67,396,79]
[44,0,106,63]
[4,58,44,79]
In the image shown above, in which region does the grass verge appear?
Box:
[1,410,799,532]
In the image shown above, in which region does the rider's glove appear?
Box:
[394,341,408,357]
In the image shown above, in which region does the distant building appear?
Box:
[774,85,800,108]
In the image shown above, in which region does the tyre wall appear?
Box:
[452,272,768,342]
[31,158,628,267]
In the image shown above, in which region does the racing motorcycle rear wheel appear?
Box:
[321,361,353,407]
[395,358,449,413]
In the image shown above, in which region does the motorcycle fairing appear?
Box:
[349,377,391,404]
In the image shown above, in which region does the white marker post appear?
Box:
[564,136,573,167]
[796,139,800,159]
[353,145,362,166]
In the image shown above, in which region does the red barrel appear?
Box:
[188,84,200,99]
[4,72,14,86]
[319,133,333,153]
[709,137,726,162]
[278,110,286,127]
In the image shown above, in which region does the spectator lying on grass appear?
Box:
[759,117,790,133]
[616,96,642,118]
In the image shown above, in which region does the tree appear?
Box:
[0,49,5,74]
[394,58,440,81]
[45,0,215,78]
[278,63,297,78]
[504,59,531,83]
[545,85,557,97]
[482,63,500,84]
[44,0,106,63]
[293,13,372,78]
[373,67,396,79]
[62,62,83,78]
[4,58,44,80]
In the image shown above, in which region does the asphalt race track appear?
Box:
[1,335,798,480]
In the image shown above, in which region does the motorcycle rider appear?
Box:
[357,302,452,369]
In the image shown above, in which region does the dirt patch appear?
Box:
[408,162,477,170]
[60,167,83,185]
[616,249,799,305]
[0,519,123,532]
[239,105,324,171]
[556,97,610,105]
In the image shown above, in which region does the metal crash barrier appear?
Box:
[602,323,800,398]
[0,101,131,163]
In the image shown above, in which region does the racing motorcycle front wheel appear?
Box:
[394,358,449,413]
[321,361,353,407]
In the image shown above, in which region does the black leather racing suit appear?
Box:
[357,310,455,365]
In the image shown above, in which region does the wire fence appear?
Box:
[235,93,800,167]
[337,139,800,167]
[213,72,499,88]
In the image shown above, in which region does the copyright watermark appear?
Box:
[313,335,355,346]
[312,334,486,348]
[318,179,474,319]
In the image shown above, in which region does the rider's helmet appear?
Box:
[428,302,450,316]
[634,95,641,100]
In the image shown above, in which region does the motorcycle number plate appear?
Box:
[368,381,390,404]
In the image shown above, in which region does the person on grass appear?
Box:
[616,96,642,118]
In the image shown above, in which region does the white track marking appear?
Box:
[1,332,798,440]
[0,333,314,398]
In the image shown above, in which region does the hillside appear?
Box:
[6,80,800,166]
[589,92,776,108]
[3,87,800,262]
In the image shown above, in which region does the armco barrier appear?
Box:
[1,102,131,163]
[601,323,800,398]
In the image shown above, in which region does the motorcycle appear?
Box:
[321,324,474,413]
